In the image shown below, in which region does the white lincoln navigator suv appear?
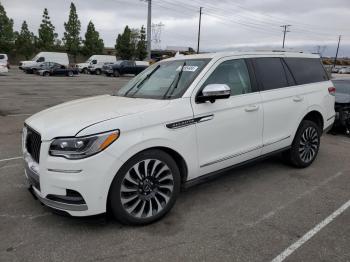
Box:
[23,51,335,225]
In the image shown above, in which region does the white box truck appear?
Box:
[19,52,69,70]
[76,55,116,75]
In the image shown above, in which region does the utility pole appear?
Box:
[146,0,152,60]
[333,35,341,68]
[280,25,291,49]
[197,7,203,54]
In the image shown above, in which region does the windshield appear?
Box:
[115,59,209,99]
[31,55,39,61]
[334,80,350,94]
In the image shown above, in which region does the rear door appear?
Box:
[251,57,308,154]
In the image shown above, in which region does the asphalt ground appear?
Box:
[0,68,349,262]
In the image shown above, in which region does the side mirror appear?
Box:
[196,84,231,103]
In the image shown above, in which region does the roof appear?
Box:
[166,51,320,61]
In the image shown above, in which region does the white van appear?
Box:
[0,54,9,67]
[19,52,69,70]
[76,55,117,74]
[0,54,9,73]
[78,55,116,75]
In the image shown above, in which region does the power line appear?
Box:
[281,25,291,48]
[333,35,342,67]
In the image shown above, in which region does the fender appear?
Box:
[291,105,325,140]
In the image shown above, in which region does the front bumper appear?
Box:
[23,141,124,217]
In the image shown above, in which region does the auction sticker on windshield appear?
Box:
[176,65,198,72]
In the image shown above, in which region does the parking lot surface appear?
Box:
[0,69,350,262]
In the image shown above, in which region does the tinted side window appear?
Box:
[253,58,288,91]
[37,57,45,62]
[284,58,328,85]
[203,59,252,96]
[0,55,4,59]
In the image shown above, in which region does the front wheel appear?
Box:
[95,69,101,75]
[283,120,321,168]
[109,150,181,225]
[67,71,74,77]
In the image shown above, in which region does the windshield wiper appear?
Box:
[124,64,160,97]
[163,61,186,99]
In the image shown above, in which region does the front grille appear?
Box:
[25,127,42,163]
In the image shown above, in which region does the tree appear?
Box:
[82,21,104,56]
[0,1,15,53]
[15,21,36,59]
[115,26,138,60]
[136,26,147,60]
[63,2,81,61]
[38,8,57,50]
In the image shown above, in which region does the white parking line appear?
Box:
[271,199,350,262]
[0,156,22,163]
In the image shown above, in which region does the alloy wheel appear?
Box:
[299,126,319,163]
[120,159,174,219]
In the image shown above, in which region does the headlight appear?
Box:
[49,130,120,159]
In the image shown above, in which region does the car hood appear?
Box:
[25,95,170,140]
[335,93,350,104]
[20,60,36,67]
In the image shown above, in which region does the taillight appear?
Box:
[328,87,336,96]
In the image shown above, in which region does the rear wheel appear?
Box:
[283,120,321,168]
[95,69,101,75]
[67,71,74,77]
[109,150,181,225]
[43,71,50,77]
[82,68,88,74]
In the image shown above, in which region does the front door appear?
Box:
[191,58,263,176]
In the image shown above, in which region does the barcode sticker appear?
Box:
[176,66,198,72]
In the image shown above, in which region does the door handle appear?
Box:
[293,96,304,102]
[244,105,259,112]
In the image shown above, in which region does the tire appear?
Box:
[67,71,74,77]
[109,149,181,225]
[82,68,88,74]
[32,68,37,74]
[43,71,50,77]
[282,120,321,168]
[95,69,101,75]
[113,70,120,77]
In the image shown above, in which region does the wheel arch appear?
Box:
[290,108,325,143]
[117,146,189,184]
[301,110,324,131]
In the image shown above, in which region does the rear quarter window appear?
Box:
[284,58,329,85]
[253,58,289,91]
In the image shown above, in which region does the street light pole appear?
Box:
[197,7,203,54]
[146,0,152,60]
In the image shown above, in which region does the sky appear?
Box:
[2,0,350,57]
